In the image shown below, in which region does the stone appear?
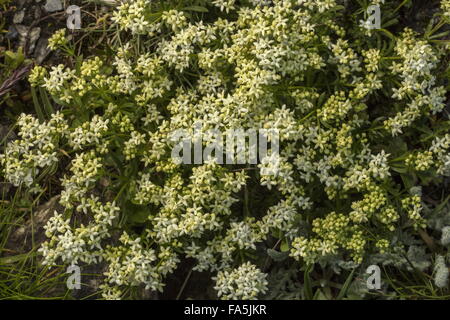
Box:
[14,24,29,37]
[13,10,25,24]
[28,27,41,54]
[5,196,62,254]
[17,0,32,8]
[44,0,63,12]
[33,37,50,64]
[5,25,18,40]
[15,24,29,49]
[34,5,42,20]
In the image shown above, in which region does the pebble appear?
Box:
[15,24,29,49]
[5,25,19,40]
[15,24,29,37]
[34,37,50,64]
[44,0,63,12]
[13,10,25,24]
[28,27,41,54]
[34,6,42,20]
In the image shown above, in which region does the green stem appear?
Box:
[393,0,410,14]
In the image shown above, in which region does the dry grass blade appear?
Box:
[0,63,33,97]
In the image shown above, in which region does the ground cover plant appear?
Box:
[1,0,450,300]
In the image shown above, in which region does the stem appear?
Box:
[393,0,410,15]
[176,267,193,300]
[426,19,446,39]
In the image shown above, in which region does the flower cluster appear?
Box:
[213,262,268,300]
[101,232,179,297]
[47,29,68,51]
[39,199,120,265]
[0,112,67,192]
[385,29,446,136]
[442,0,450,18]
[1,0,449,299]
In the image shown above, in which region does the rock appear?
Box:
[13,25,41,54]
[33,37,50,64]
[13,10,25,24]
[44,0,63,12]
[34,5,42,20]
[14,24,29,37]
[15,24,29,49]
[17,0,33,8]
[28,27,41,54]
[98,0,118,6]
[4,196,62,255]
[5,25,18,40]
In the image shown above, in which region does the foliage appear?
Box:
[1,0,450,299]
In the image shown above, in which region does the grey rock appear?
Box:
[5,25,18,40]
[28,27,41,54]
[33,37,50,64]
[13,10,25,24]
[15,24,29,37]
[98,0,117,6]
[34,5,42,20]
[44,0,63,12]
[15,24,29,49]
[5,196,62,253]
[17,0,32,8]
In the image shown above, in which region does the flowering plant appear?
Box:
[2,0,450,299]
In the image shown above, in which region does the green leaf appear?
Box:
[336,268,356,300]
[182,6,208,13]
[378,28,396,41]
[303,265,314,300]
[391,166,407,174]
[4,47,25,69]
[330,5,345,11]
[382,18,399,29]
[38,87,54,117]
[267,249,289,262]
[280,240,289,252]
[31,87,45,122]
[0,252,35,264]
[354,103,368,112]
[125,202,151,224]
[386,137,407,157]
[313,289,328,300]
[431,194,450,215]
[400,173,416,190]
